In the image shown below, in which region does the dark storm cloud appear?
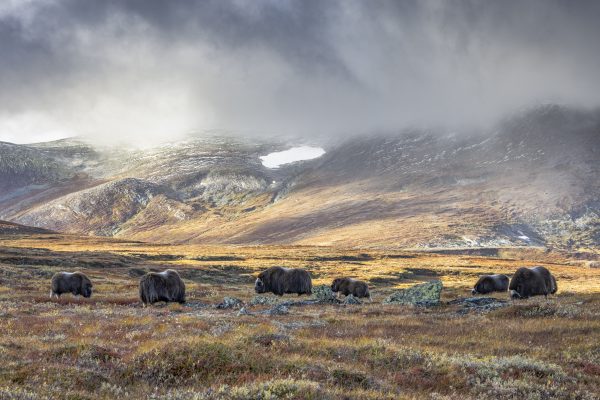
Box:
[1,0,599,144]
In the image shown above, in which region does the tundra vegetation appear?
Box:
[0,234,599,399]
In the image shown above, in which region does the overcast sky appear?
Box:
[1,0,599,145]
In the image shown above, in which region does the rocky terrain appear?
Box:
[1,105,598,253]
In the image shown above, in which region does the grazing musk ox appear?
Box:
[471,274,509,295]
[50,272,93,298]
[509,266,557,299]
[139,269,186,306]
[331,277,371,300]
[255,267,312,296]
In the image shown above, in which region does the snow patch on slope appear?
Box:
[260,146,325,169]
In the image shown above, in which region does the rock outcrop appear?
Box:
[383,280,443,306]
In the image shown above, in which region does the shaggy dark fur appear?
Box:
[139,269,186,305]
[51,272,93,298]
[509,266,557,299]
[471,274,509,295]
[331,277,371,299]
[255,267,312,296]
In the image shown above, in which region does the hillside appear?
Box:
[0,220,53,235]
[1,105,598,253]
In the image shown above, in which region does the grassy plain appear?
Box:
[0,234,599,399]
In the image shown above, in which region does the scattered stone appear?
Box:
[448,297,508,314]
[588,261,600,269]
[383,280,442,306]
[250,295,283,306]
[267,304,289,315]
[311,285,340,304]
[237,307,251,316]
[343,294,362,305]
[216,297,243,309]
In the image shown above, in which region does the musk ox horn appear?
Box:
[139,269,186,306]
[51,272,93,299]
[254,267,312,296]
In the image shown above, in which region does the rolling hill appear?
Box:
[1,105,598,253]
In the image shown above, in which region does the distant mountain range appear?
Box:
[1,105,598,253]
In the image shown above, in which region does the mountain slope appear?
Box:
[0,220,53,235]
[1,106,598,251]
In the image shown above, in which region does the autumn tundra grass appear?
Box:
[0,234,599,399]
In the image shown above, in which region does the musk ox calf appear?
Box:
[139,269,186,306]
[255,267,312,296]
[50,272,93,299]
[509,266,557,299]
[471,274,509,295]
[331,277,371,300]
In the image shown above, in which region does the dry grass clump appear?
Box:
[127,338,274,386]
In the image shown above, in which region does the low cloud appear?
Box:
[1,0,599,145]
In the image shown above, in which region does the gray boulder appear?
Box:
[383,280,442,306]
[311,285,339,303]
[250,295,283,306]
[343,294,362,305]
[216,297,243,309]
[267,304,290,315]
[448,296,508,314]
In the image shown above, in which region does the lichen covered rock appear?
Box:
[343,294,362,305]
[216,297,243,309]
[383,280,442,306]
[311,285,338,303]
[250,295,284,306]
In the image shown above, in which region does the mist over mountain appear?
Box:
[1,1,600,144]
[1,105,598,253]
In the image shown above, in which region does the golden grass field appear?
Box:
[0,233,599,399]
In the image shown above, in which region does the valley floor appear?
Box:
[0,234,599,399]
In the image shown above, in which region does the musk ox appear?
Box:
[331,277,371,300]
[139,269,186,306]
[50,272,93,299]
[255,267,312,296]
[509,266,557,299]
[471,274,509,295]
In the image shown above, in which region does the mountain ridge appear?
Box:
[1,105,598,252]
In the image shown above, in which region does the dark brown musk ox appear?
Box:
[139,269,186,306]
[509,266,557,299]
[471,274,509,295]
[50,272,93,299]
[331,277,371,300]
[255,266,312,296]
